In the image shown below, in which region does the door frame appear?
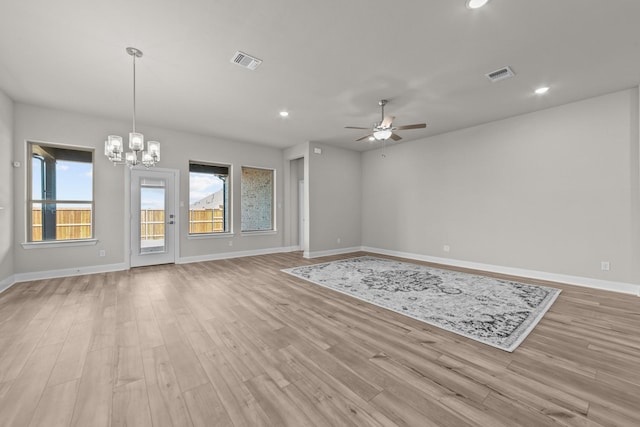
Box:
[298,179,305,249]
[126,167,180,268]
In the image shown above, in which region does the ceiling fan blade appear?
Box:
[392,123,427,130]
[345,126,371,130]
[356,134,373,142]
[381,115,395,128]
[390,133,402,141]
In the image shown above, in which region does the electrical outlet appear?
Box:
[228,240,233,246]
[601,261,610,271]
[99,250,106,257]
[443,245,450,252]
[337,237,341,244]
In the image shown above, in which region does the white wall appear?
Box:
[283,142,309,250]
[12,103,285,274]
[307,143,361,256]
[0,90,13,287]
[362,88,640,287]
[9,88,640,291]
[286,157,304,249]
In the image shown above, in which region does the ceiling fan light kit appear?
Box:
[373,129,393,141]
[345,99,426,143]
[466,0,490,9]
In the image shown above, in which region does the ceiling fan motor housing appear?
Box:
[345,99,426,142]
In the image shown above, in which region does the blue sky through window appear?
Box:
[32,159,93,201]
[141,187,165,210]
[31,160,225,209]
[189,172,224,205]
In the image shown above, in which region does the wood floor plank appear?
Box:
[371,389,453,427]
[47,322,92,386]
[0,343,63,427]
[0,318,50,383]
[38,303,78,347]
[152,309,210,393]
[436,353,594,425]
[587,402,640,427]
[290,338,383,401]
[115,345,144,388]
[29,379,79,427]
[0,252,638,426]
[141,345,194,427]
[199,348,272,427]
[0,380,13,401]
[135,304,164,349]
[279,345,397,427]
[288,375,370,427]
[89,305,116,352]
[245,374,315,427]
[482,391,562,427]
[183,383,233,427]
[112,379,153,427]
[70,347,114,427]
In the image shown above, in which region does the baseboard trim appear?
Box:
[12,262,129,285]
[177,246,301,264]
[0,275,16,294]
[7,246,635,297]
[304,247,362,259]
[361,246,640,296]
[5,247,303,286]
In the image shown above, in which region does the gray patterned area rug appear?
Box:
[282,256,561,352]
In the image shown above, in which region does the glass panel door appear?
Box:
[130,169,177,267]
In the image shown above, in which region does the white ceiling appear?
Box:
[1,0,639,151]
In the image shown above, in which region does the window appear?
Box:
[28,142,94,242]
[241,166,275,232]
[189,162,230,234]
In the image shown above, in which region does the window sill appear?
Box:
[21,239,98,250]
[187,233,235,240]
[241,230,278,236]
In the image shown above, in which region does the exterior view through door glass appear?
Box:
[131,169,177,267]
[140,184,166,253]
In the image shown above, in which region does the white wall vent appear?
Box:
[231,51,262,70]
[485,66,515,82]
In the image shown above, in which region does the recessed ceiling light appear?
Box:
[279,111,289,117]
[534,86,550,95]
[466,0,490,9]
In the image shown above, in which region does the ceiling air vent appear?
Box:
[485,66,515,82]
[231,51,262,70]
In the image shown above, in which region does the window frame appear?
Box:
[240,165,276,233]
[26,140,95,243]
[188,161,232,236]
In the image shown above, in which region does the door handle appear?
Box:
[167,220,175,225]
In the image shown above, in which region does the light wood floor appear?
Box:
[0,251,639,426]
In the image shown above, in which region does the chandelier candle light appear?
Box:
[104,47,160,168]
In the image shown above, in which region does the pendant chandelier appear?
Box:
[104,47,160,168]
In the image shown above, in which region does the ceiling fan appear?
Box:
[345,99,426,142]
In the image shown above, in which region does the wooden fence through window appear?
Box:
[140,209,165,241]
[31,208,92,241]
[32,208,224,240]
[189,208,224,233]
